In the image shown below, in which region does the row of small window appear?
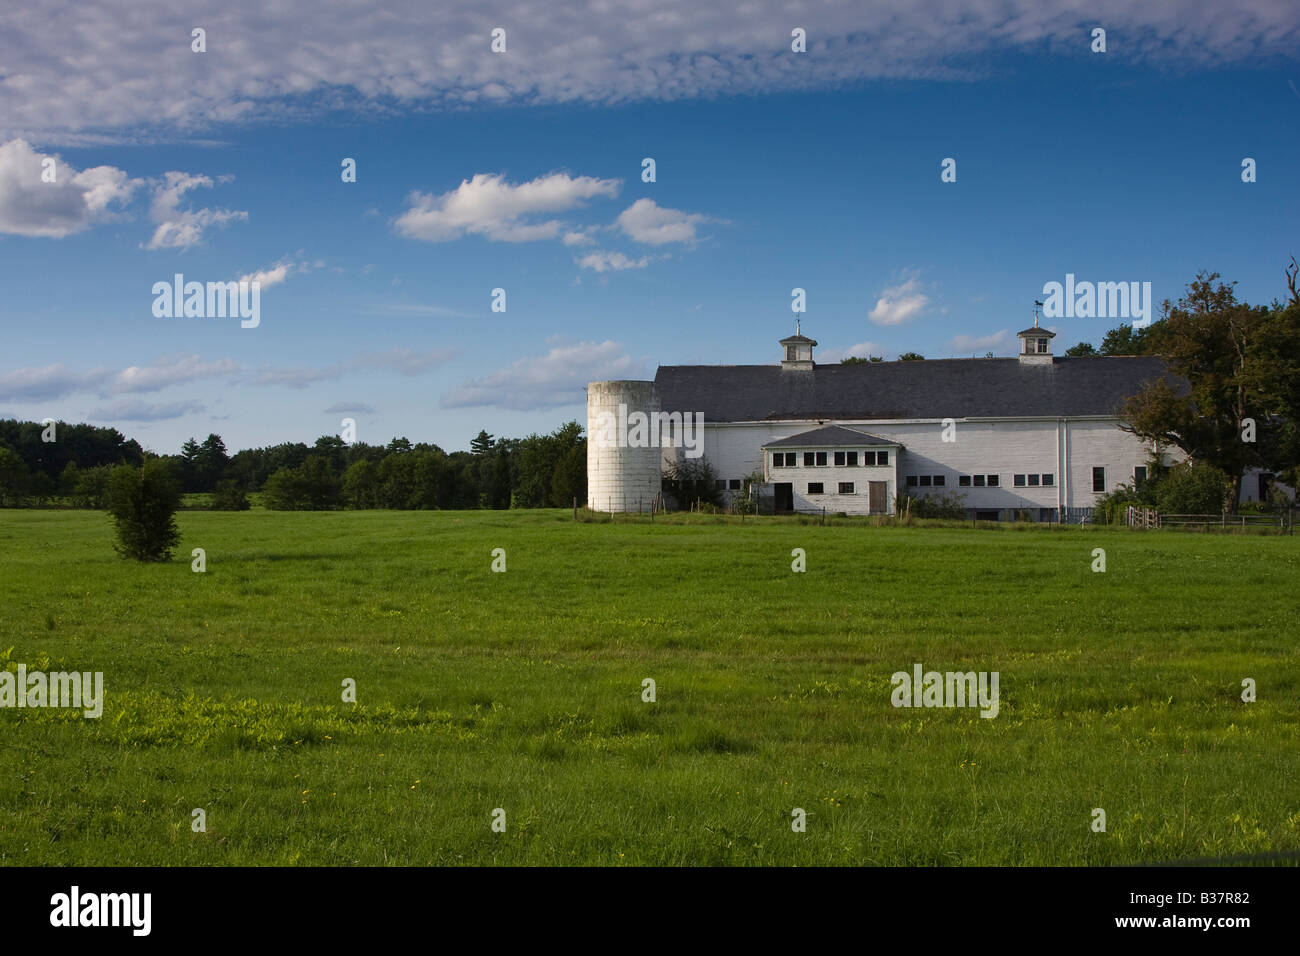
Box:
[907,473,1058,488]
[771,450,889,468]
[807,482,857,494]
[715,479,745,490]
[905,473,1007,487]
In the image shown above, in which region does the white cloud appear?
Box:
[819,341,888,363]
[562,229,596,246]
[110,356,240,394]
[394,172,620,243]
[352,348,455,376]
[616,198,710,245]
[248,348,454,388]
[87,398,206,422]
[442,340,644,410]
[576,250,653,272]
[247,365,343,389]
[324,402,376,414]
[3,2,1291,141]
[868,277,930,326]
[950,330,1012,353]
[239,262,292,288]
[144,171,247,250]
[0,363,110,402]
[363,303,475,318]
[0,138,139,237]
[0,355,239,401]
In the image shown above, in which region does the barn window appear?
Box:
[1036,338,1049,353]
[862,452,876,466]
[834,452,845,466]
[1041,474,1054,486]
[846,452,858,466]
[729,479,741,490]
[933,475,945,487]
[1027,474,1039,486]
[986,475,998,487]
[804,452,814,466]
[919,475,932,487]
[1134,466,1147,487]
[808,482,824,494]
[906,475,919,487]
[1092,467,1105,492]
[1014,474,1026,487]
[877,451,888,465]
[815,452,827,466]
[838,482,855,494]
[959,475,971,487]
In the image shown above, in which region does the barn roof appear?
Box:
[763,425,898,448]
[654,356,1176,422]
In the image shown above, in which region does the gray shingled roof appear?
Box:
[654,356,1177,422]
[763,425,898,448]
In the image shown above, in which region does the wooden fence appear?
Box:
[1127,506,1293,533]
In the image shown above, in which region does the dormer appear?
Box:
[1016,322,1055,365]
[780,322,817,370]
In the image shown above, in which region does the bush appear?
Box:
[264,456,342,510]
[211,479,251,511]
[662,457,722,509]
[72,464,113,508]
[896,490,967,519]
[105,460,182,561]
[1154,462,1231,515]
[1093,484,1143,524]
[0,446,28,507]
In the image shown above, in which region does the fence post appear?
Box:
[573,496,577,521]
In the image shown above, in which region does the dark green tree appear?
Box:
[1118,272,1279,510]
[211,479,251,511]
[105,460,182,561]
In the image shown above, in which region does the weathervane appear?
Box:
[1033,299,1044,327]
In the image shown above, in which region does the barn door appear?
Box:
[868,481,887,514]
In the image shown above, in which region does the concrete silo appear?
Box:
[587,380,662,512]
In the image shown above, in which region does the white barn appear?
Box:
[587,324,1281,519]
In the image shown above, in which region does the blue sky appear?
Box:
[1,1,1297,455]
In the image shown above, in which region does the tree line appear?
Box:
[0,420,586,511]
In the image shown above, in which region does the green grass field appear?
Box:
[1,509,1297,866]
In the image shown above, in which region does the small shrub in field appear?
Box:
[106,460,182,561]
[211,479,251,511]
